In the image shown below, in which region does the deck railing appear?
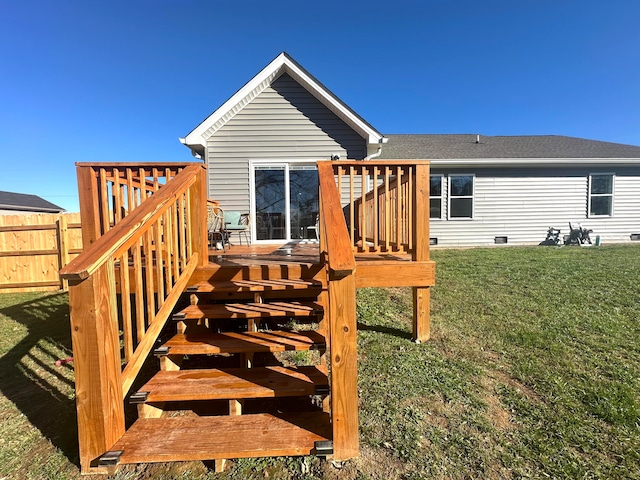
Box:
[75,163,191,247]
[59,162,207,472]
[324,159,433,343]
[329,160,430,256]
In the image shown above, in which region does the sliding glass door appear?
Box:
[252,163,318,242]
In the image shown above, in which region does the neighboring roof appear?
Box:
[0,191,65,213]
[379,134,640,166]
[181,52,386,155]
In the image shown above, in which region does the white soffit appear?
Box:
[182,52,385,149]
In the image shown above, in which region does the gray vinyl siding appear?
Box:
[430,167,640,246]
[206,73,366,211]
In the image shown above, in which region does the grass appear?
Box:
[1,245,639,478]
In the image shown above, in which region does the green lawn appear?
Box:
[1,245,639,479]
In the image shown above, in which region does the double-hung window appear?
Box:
[448,174,474,219]
[430,175,443,219]
[588,173,614,217]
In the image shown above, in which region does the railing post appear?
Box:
[412,163,431,342]
[329,271,359,460]
[76,165,102,247]
[68,261,125,473]
[189,165,208,267]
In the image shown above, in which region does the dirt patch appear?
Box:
[318,445,409,480]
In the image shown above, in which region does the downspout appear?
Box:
[365,146,382,160]
[364,137,386,160]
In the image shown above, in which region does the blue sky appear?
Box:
[1,0,638,212]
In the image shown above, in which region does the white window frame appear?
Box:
[588,173,615,218]
[448,174,475,220]
[430,174,444,220]
[249,159,319,244]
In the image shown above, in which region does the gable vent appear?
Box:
[494,236,508,244]
[631,234,640,241]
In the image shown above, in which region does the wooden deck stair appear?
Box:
[61,160,433,474]
[100,266,333,470]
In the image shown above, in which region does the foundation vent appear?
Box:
[630,234,640,241]
[494,236,508,244]
[430,238,438,246]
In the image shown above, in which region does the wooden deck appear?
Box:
[60,161,435,474]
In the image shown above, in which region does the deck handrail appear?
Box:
[60,165,203,281]
[317,162,356,277]
[317,161,359,460]
[61,162,208,472]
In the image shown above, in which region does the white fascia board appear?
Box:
[430,158,640,168]
[183,53,385,149]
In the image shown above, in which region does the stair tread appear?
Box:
[138,365,328,402]
[162,330,325,355]
[187,279,323,293]
[110,412,331,464]
[175,301,323,320]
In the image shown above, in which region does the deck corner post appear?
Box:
[328,271,359,460]
[189,165,208,267]
[412,163,431,342]
[76,165,102,247]
[68,262,125,474]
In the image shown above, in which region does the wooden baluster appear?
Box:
[373,166,378,252]
[98,168,110,235]
[384,166,391,252]
[119,251,133,361]
[396,166,402,252]
[349,166,355,250]
[133,236,145,345]
[361,166,367,253]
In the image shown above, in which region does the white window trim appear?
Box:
[587,173,615,218]
[447,174,475,220]
[430,174,444,220]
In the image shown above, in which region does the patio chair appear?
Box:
[223,210,251,246]
[207,204,229,251]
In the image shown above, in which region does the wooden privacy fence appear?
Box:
[0,212,83,293]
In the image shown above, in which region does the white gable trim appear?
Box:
[181,52,386,151]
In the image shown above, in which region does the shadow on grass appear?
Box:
[0,292,79,466]
[357,321,412,340]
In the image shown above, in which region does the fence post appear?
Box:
[412,163,431,342]
[57,215,70,291]
[68,261,125,473]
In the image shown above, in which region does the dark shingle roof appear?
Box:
[0,191,65,213]
[378,134,640,160]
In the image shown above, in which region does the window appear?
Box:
[430,175,443,219]
[448,174,474,219]
[588,174,614,217]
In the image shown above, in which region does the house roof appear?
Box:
[0,191,65,213]
[181,52,386,156]
[378,134,640,167]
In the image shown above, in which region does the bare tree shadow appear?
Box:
[0,292,79,466]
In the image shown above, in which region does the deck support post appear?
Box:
[68,262,125,474]
[412,163,431,342]
[328,272,359,460]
